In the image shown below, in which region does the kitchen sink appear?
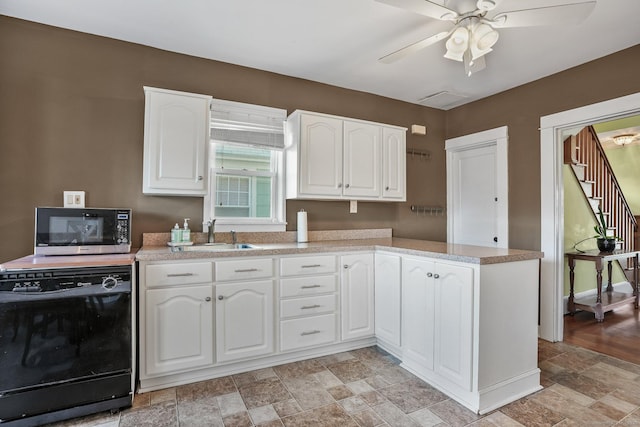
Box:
[181,243,259,252]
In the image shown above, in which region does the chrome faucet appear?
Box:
[206,219,216,243]
[231,230,237,245]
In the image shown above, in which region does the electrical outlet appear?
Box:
[63,191,85,208]
[349,200,358,214]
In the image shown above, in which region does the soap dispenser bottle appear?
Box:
[182,218,191,243]
[171,223,182,243]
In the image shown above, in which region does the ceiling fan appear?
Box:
[377,0,597,76]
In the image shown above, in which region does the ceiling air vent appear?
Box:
[418,91,468,110]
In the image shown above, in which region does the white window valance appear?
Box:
[210,99,287,149]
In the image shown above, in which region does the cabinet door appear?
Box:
[216,280,274,362]
[433,263,474,390]
[401,257,435,372]
[298,114,343,197]
[145,285,213,376]
[374,253,401,347]
[343,121,381,198]
[382,127,406,200]
[341,253,375,340]
[143,87,210,195]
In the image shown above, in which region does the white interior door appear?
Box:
[446,126,508,248]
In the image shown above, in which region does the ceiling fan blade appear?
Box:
[490,1,596,28]
[379,31,452,64]
[376,0,458,21]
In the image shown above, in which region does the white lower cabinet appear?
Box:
[401,256,473,389]
[145,285,214,375]
[279,255,339,352]
[141,261,214,378]
[214,258,275,363]
[215,280,274,363]
[401,257,435,371]
[138,249,540,415]
[433,262,474,390]
[341,253,375,341]
[374,252,401,349]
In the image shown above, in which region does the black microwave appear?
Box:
[34,207,132,256]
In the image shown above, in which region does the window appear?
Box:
[204,99,286,232]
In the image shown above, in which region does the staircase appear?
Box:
[564,126,637,272]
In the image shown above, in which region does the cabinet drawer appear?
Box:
[280,314,337,352]
[280,255,337,276]
[215,258,273,282]
[280,275,337,297]
[146,262,213,288]
[280,294,337,319]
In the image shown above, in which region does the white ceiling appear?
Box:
[1,0,638,109]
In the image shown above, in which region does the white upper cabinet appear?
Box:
[286,110,406,201]
[298,114,343,197]
[382,127,406,200]
[143,86,211,196]
[343,121,381,198]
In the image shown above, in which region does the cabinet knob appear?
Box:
[218,295,224,300]
[345,184,350,188]
[434,274,440,279]
[343,264,349,269]
[197,175,203,181]
[205,297,211,302]
[426,272,433,277]
[385,186,390,191]
[338,183,342,188]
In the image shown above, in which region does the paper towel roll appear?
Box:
[297,209,308,243]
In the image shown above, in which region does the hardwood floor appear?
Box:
[563,303,640,364]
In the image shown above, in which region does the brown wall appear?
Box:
[446,44,640,251]
[2,16,638,263]
[0,17,446,263]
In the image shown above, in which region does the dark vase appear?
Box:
[596,237,617,253]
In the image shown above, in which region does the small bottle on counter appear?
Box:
[182,218,191,243]
[171,223,182,243]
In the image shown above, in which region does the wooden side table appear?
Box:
[566,250,639,322]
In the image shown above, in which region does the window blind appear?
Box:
[210,99,287,149]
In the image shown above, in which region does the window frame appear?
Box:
[203,141,286,232]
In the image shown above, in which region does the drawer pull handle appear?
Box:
[301,284,321,289]
[234,268,259,273]
[301,304,321,310]
[301,330,321,336]
[301,264,322,268]
[167,273,195,277]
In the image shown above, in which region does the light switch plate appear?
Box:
[64,191,85,208]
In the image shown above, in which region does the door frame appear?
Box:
[445,126,509,248]
[539,92,640,342]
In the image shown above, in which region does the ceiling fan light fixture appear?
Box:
[444,27,469,62]
[469,23,499,59]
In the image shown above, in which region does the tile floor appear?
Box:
[48,341,640,427]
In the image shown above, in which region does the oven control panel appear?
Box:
[0,265,131,293]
